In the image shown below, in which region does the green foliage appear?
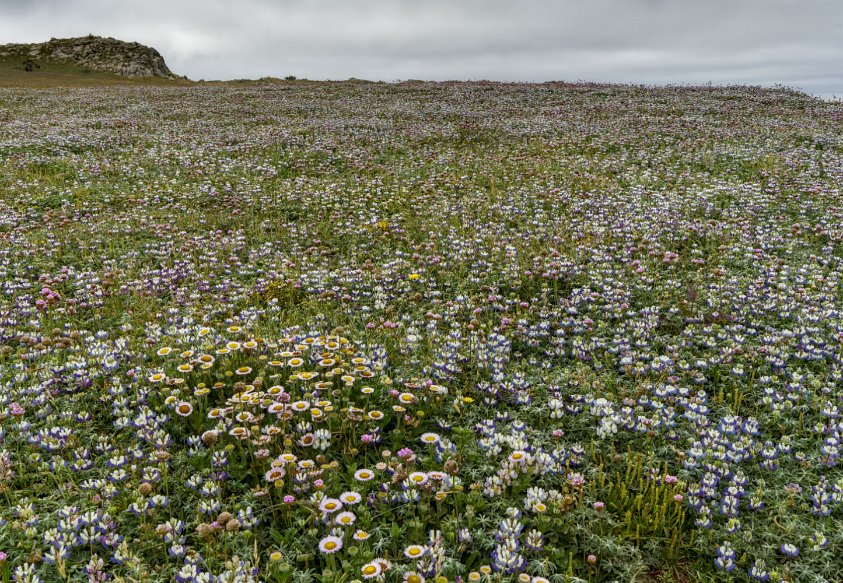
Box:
[0,81,840,582]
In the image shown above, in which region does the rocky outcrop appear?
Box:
[0,36,177,78]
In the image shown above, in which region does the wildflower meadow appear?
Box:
[0,81,842,582]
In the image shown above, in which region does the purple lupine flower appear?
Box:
[714,541,736,572]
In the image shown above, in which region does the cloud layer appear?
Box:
[2,0,841,98]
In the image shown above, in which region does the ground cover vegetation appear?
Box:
[0,81,842,582]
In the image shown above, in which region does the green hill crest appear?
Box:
[0,35,178,79]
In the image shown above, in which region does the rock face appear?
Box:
[0,36,177,78]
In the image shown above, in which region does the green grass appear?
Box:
[0,53,190,87]
[0,81,841,583]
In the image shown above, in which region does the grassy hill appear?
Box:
[0,58,190,87]
[0,36,190,87]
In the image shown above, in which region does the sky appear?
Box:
[1,0,842,99]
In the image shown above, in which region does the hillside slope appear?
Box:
[0,36,182,85]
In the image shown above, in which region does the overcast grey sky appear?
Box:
[1,0,841,98]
